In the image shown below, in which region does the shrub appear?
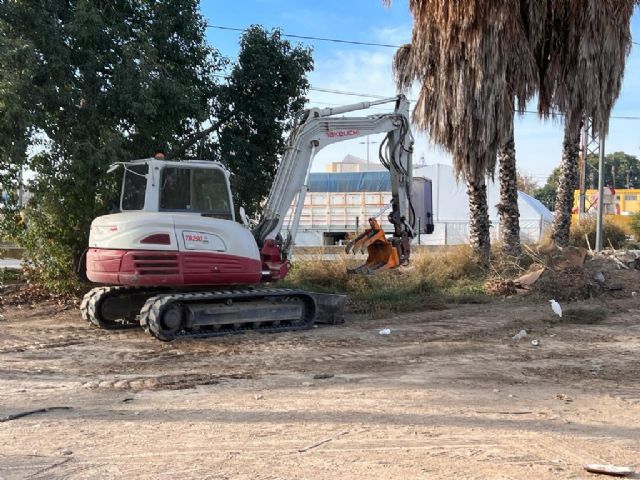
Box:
[629,212,640,240]
[569,217,628,250]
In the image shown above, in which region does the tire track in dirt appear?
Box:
[78,372,253,391]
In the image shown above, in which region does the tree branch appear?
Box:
[171,111,235,158]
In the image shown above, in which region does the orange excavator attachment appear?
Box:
[345,218,404,274]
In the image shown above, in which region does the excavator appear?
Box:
[80,95,433,341]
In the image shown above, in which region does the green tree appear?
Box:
[533,151,640,213]
[1,0,221,291]
[1,4,312,292]
[0,16,33,241]
[216,27,313,217]
[533,166,561,211]
[585,151,640,189]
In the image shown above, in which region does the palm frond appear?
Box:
[392,43,415,92]
[397,0,636,180]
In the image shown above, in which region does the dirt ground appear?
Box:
[1,294,639,479]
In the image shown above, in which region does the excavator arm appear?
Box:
[252,95,422,276]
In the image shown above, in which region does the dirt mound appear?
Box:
[515,247,640,301]
[534,266,593,301]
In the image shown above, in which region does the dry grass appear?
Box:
[284,246,487,316]
[285,243,618,316]
[569,218,628,250]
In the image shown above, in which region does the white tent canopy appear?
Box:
[414,164,552,245]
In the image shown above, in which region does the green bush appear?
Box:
[569,217,628,249]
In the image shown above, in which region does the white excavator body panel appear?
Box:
[89,211,260,260]
[86,159,263,286]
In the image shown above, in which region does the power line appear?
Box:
[208,23,640,51]
[206,24,403,48]
[207,40,640,120]
[309,87,389,100]
[310,87,640,120]
[216,72,640,119]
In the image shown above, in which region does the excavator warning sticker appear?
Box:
[182,231,226,251]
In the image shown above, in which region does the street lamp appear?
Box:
[358,136,378,170]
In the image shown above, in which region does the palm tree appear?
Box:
[391,2,538,263]
[551,126,580,247]
[497,113,520,257]
[536,2,635,246]
[390,1,637,257]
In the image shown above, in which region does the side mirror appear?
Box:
[239,207,250,227]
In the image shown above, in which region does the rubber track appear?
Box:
[139,288,317,341]
[80,285,162,330]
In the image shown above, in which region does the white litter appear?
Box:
[549,299,563,318]
[512,329,527,341]
[583,464,634,477]
[379,328,391,336]
[531,339,540,346]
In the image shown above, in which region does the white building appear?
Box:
[287,163,552,246]
[325,154,387,173]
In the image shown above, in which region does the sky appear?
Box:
[201,0,640,185]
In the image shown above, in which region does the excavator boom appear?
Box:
[253,94,429,274]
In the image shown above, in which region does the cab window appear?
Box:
[121,164,148,210]
[160,167,232,219]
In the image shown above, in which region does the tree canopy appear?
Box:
[217,27,313,217]
[533,151,640,211]
[0,2,312,291]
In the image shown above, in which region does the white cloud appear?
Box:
[371,23,411,45]
[305,23,640,179]
[307,45,452,172]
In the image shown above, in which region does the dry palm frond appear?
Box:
[393,0,636,175]
[392,43,414,92]
[396,1,539,183]
[533,1,635,136]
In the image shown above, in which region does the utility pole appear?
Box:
[595,135,606,252]
[579,117,601,216]
[358,136,378,170]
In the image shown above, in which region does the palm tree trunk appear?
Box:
[496,115,521,257]
[551,125,580,247]
[466,175,491,264]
